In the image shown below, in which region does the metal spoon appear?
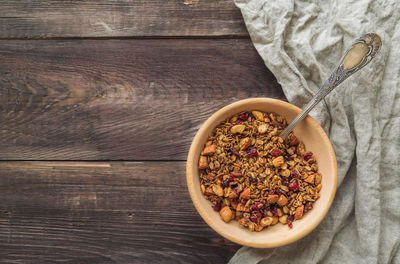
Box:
[279,33,382,139]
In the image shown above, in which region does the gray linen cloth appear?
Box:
[230,1,400,263]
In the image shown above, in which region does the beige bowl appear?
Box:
[186,98,337,248]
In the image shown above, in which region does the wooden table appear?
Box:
[0,1,284,263]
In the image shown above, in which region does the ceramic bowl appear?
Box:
[186,98,337,248]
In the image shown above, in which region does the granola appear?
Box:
[198,111,322,231]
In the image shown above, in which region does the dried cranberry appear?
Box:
[251,202,263,210]
[230,148,240,157]
[288,180,299,191]
[212,201,221,211]
[304,202,313,213]
[247,148,258,157]
[250,215,258,223]
[249,176,254,183]
[271,207,278,216]
[291,170,299,178]
[287,215,294,229]
[304,152,313,161]
[268,189,277,195]
[278,190,287,196]
[230,197,238,203]
[239,112,250,121]
[281,178,289,186]
[262,210,269,217]
[223,179,230,188]
[252,211,262,218]
[271,149,281,157]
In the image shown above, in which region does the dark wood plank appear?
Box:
[0,161,240,264]
[0,39,284,160]
[0,0,247,38]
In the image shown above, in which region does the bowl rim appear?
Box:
[186,98,337,248]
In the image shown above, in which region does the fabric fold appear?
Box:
[230,1,400,263]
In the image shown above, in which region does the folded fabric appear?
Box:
[230,0,400,263]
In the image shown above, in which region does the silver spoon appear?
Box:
[279,33,382,139]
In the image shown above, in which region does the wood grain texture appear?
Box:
[0,161,240,264]
[0,0,247,38]
[0,39,284,160]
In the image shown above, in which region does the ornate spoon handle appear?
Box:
[279,33,382,139]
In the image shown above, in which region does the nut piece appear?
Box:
[277,194,288,206]
[236,203,250,212]
[238,217,250,227]
[280,169,291,177]
[239,137,251,150]
[248,222,255,231]
[283,206,289,214]
[230,124,245,134]
[240,188,250,200]
[271,216,279,225]
[296,142,306,156]
[272,156,284,168]
[294,205,304,220]
[289,135,299,146]
[267,194,279,204]
[225,188,238,199]
[255,225,264,232]
[260,216,273,227]
[276,208,283,217]
[314,173,322,185]
[279,215,288,224]
[202,144,216,155]
[257,124,268,134]
[219,206,233,222]
[212,184,223,197]
[199,156,208,169]
[252,111,264,121]
[205,141,213,147]
[204,186,214,196]
[304,174,315,185]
